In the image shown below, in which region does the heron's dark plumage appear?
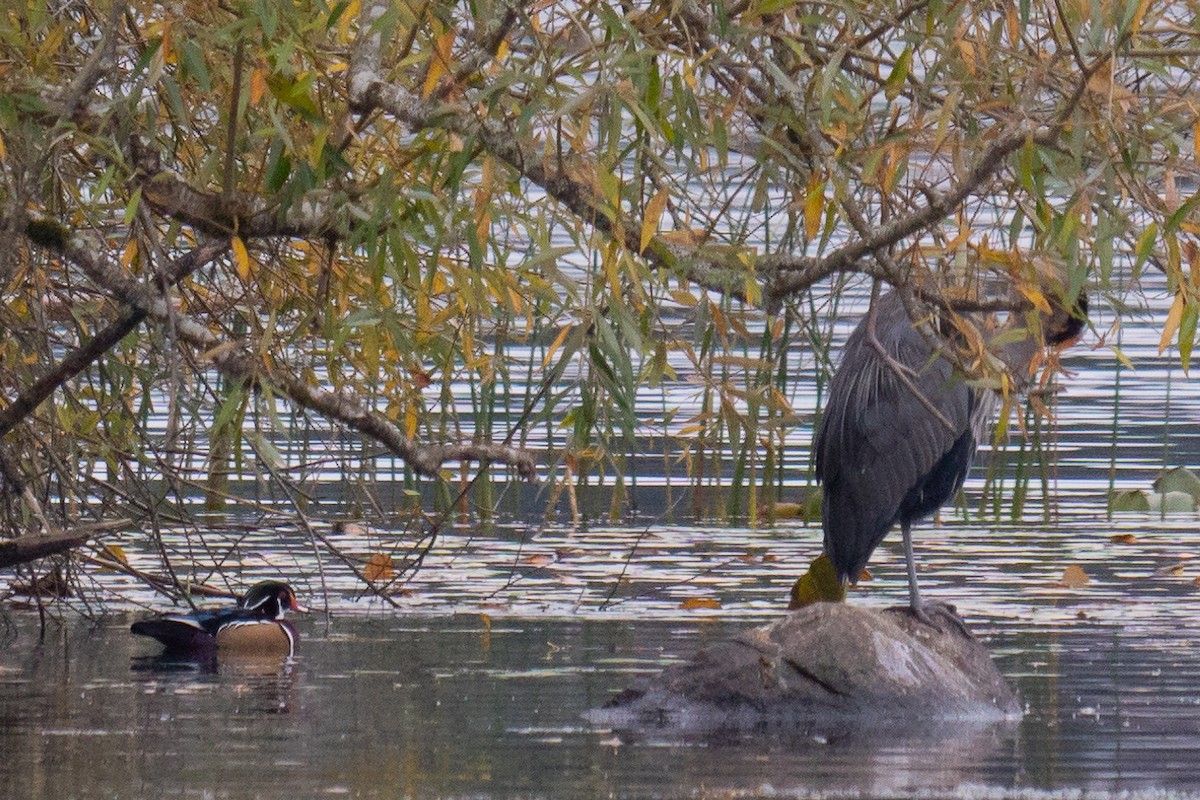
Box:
[815,291,991,584]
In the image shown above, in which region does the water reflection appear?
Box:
[2,611,1200,798]
[130,652,299,715]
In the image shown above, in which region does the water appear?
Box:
[5,508,1200,798]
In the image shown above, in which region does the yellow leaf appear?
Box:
[120,240,138,268]
[337,0,360,44]
[788,553,847,609]
[541,323,573,370]
[231,236,251,280]
[669,289,698,307]
[364,553,394,582]
[770,502,805,519]
[804,178,825,240]
[102,544,128,565]
[1060,564,1090,588]
[957,39,976,75]
[1109,343,1135,370]
[680,597,720,610]
[422,28,456,99]
[1160,291,1185,354]
[0,131,6,162]
[640,188,669,253]
[1129,0,1153,34]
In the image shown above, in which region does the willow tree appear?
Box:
[0,0,1191,577]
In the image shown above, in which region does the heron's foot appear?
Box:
[906,601,973,638]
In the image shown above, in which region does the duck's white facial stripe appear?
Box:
[243,593,272,611]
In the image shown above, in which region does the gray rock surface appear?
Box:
[590,602,1021,730]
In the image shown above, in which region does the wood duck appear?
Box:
[131,581,307,658]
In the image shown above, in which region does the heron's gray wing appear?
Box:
[814,292,979,581]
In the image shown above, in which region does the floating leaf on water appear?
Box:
[788,553,847,610]
[101,544,128,565]
[1077,610,1088,620]
[522,554,554,567]
[770,491,822,522]
[1153,466,1200,503]
[857,568,873,582]
[1060,565,1090,588]
[1108,489,1151,513]
[1109,533,1138,545]
[770,502,805,519]
[364,553,394,583]
[680,597,721,610]
[1153,561,1187,577]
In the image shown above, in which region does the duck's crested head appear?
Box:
[240,580,308,618]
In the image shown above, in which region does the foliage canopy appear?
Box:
[0,0,1193,564]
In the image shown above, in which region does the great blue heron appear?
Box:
[814,286,1087,622]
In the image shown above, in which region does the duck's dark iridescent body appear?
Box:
[131,581,306,658]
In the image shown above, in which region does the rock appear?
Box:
[589,602,1020,731]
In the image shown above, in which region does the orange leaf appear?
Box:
[1060,564,1090,588]
[1109,533,1138,544]
[522,554,554,567]
[249,68,267,106]
[680,597,720,610]
[364,552,394,582]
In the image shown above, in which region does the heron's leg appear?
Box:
[902,521,935,626]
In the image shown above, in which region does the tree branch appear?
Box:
[15,211,538,481]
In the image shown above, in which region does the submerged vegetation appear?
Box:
[0,0,1198,599]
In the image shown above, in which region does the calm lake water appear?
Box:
[5,511,1200,799]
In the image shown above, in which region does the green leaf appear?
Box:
[123,186,141,225]
[1108,489,1150,513]
[1181,304,1198,373]
[265,140,292,193]
[267,73,322,120]
[178,40,211,91]
[884,48,912,100]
